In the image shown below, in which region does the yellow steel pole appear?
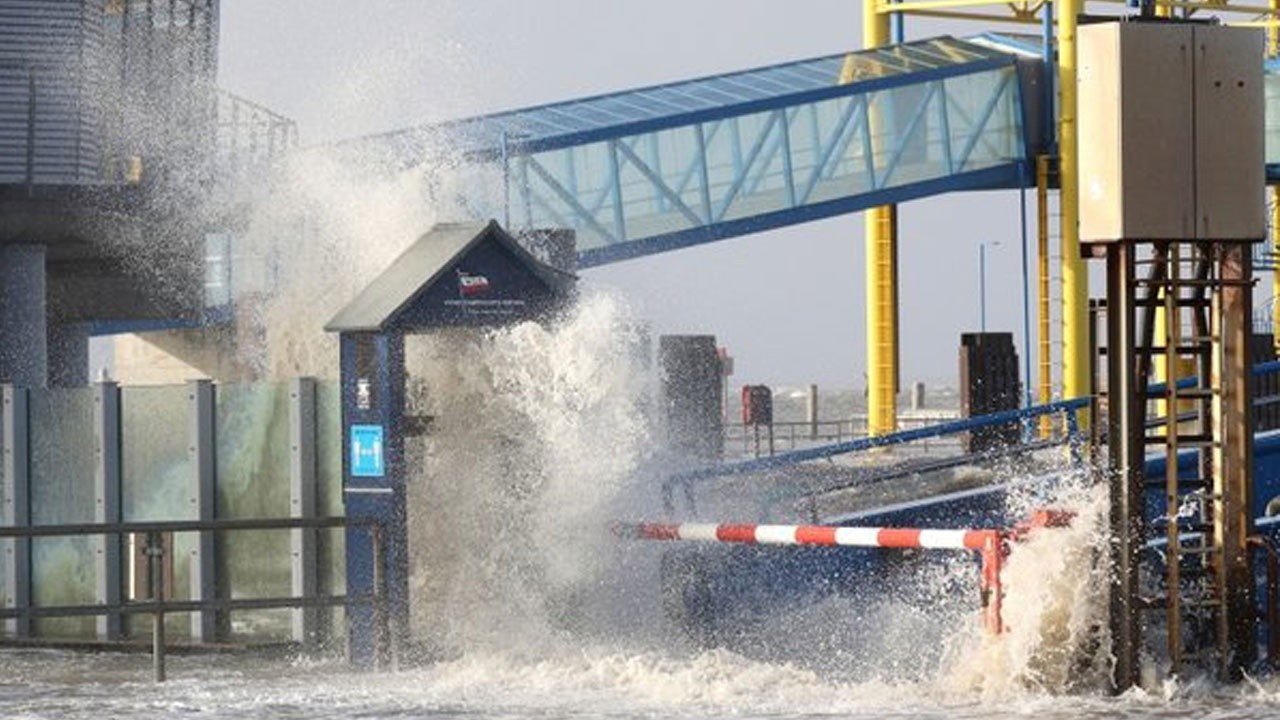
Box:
[862,1,898,437]
[1058,0,1090,412]
[1272,0,1280,351]
[1037,155,1053,439]
[1272,193,1280,350]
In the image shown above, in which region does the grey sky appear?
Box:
[217,1,1038,389]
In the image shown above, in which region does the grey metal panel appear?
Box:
[1194,25,1266,239]
[1078,24,1125,243]
[93,380,123,640]
[290,377,318,648]
[1119,23,1195,240]
[0,0,106,185]
[1079,22,1196,242]
[187,379,219,642]
[1,385,30,639]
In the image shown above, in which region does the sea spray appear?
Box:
[402,290,661,656]
[945,477,1112,696]
[191,125,1126,700]
[233,151,441,380]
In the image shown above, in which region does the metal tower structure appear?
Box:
[1078,20,1264,688]
[1099,240,1257,685]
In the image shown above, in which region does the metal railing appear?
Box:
[722,413,960,457]
[665,398,1089,514]
[0,516,392,682]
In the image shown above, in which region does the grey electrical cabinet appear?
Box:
[1078,21,1264,243]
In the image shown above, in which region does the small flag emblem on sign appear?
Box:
[456,269,490,297]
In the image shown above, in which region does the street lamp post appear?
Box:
[979,241,1001,333]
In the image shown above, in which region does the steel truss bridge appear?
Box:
[340,33,1280,269]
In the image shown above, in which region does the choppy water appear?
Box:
[6,646,1280,720]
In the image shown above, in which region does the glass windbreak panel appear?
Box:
[29,388,95,637]
[216,381,291,640]
[121,384,192,639]
[122,385,192,522]
[1266,71,1280,166]
[317,380,345,637]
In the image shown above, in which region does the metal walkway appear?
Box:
[345,37,1036,267]
[338,34,1280,270]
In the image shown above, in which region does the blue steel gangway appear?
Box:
[334,33,1280,271]
[339,37,1041,267]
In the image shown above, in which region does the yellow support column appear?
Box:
[863,0,898,437]
[1059,0,1090,409]
[1272,192,1280,349]
[1272,0,1280,350]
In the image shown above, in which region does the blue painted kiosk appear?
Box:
[324,220,576,664]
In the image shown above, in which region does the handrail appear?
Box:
[678,360,1280,493]
[671,396,1089,485]
[0,515,391,682]
[662,397,1086,514]
[0,516,352,538]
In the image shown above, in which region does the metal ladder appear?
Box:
[1134,241,1221,674]
[1036,154,1061,440]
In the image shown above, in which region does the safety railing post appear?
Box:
[289,377,319,650]
[2,385,31,639]
[147,530,166,683]
[187,379,220,642]
[94,380,123,640]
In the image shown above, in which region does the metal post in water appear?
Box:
[148,531,166,683]
[806,384,818,440]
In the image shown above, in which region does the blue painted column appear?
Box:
[0,245,47,387]
[340,331,407,667]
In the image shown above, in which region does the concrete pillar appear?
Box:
[0,245,47,387]
[48,322,89,388]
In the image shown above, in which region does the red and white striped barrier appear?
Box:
[612,516,1075,635]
